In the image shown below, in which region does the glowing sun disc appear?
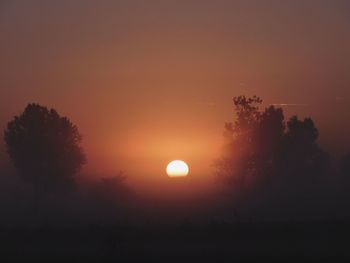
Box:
[166,160,189,177]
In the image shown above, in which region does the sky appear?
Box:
[1,0,350,197]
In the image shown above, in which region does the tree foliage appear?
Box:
[4,103,86,192]
[216,96,328,188]
[279,116,329,178]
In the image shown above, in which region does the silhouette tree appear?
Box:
[216,96,263,186]
[216,96,328,189]
[4,103,86,192]
[254,106,285,178]
[278,116,329,178]
[215,96,283,189]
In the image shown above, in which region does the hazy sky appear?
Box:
[1,0,350,196]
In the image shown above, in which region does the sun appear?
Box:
[166,160,189,177]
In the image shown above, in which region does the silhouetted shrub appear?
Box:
[4,103,86,192]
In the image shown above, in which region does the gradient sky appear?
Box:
[1,0,350,196]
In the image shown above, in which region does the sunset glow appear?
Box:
[1,1,350,260]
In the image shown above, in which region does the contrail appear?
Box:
[271,103,308,107]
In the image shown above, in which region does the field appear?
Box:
[2,222,350,262]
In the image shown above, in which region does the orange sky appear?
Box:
[1,0,350,197]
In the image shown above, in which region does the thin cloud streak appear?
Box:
[271,103,308,107]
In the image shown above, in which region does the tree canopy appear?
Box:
[216,96,329,188]
[4,103,86,192]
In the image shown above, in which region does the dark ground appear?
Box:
[2,222,350,262]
